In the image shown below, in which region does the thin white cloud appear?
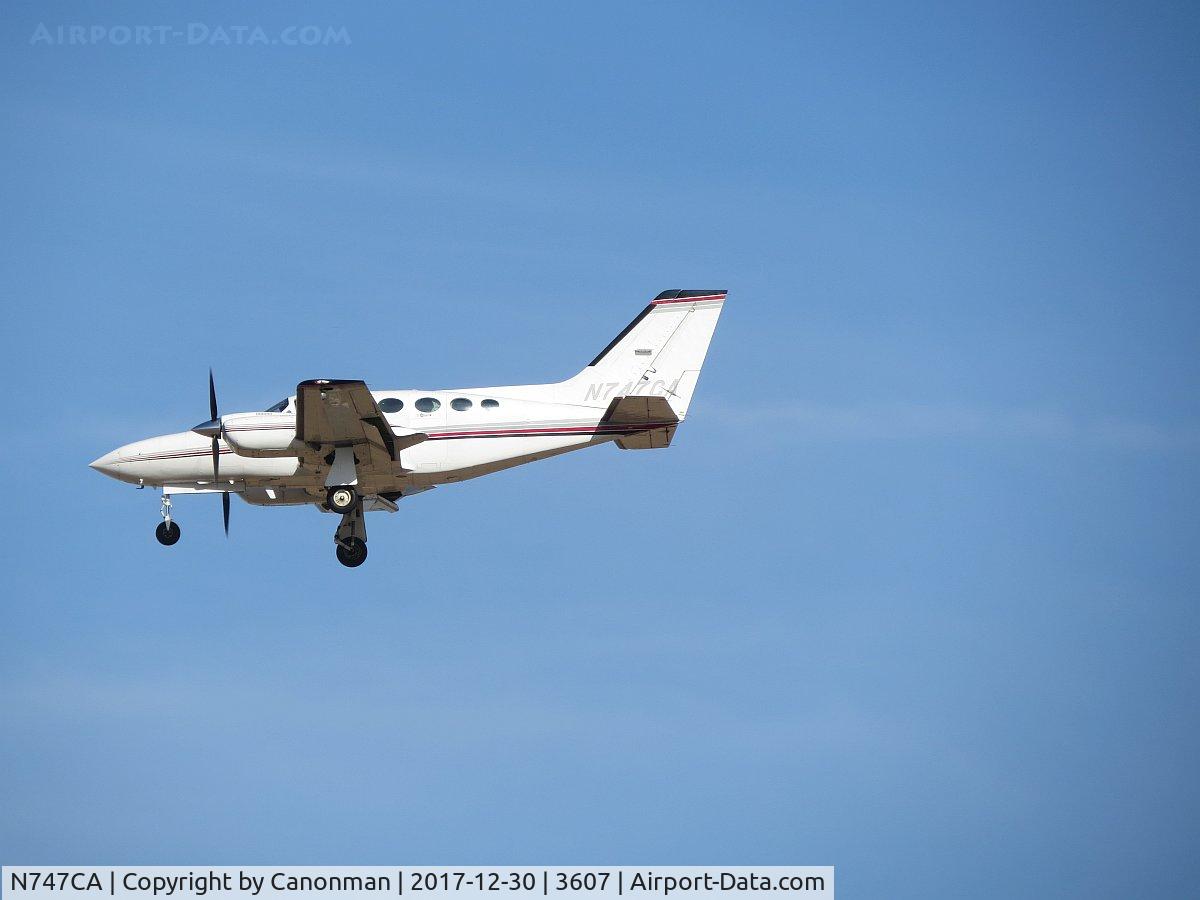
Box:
[707,400,1200,451]
[16,103,682,211]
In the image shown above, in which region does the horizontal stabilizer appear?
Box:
[600,396,679,450]
[393,432,428,452]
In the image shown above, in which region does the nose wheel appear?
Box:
[156,493,181,546]
[156,521,181,545]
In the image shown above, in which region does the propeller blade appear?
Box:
[208,369,230,538]
[208,369,219,422]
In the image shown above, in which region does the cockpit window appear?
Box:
[265,399,290,412]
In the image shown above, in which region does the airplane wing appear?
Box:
[294,379,426,483]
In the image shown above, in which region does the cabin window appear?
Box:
[379,398,404,413]
[481,399,500,409]
[265,399,290,412]
[451,398,473,411]
[415,397,441,413]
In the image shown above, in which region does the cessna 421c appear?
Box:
[89,289,726,567]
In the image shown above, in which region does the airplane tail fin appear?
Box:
[563,290,726,419]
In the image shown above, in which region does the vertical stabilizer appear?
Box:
[563,290,726,419]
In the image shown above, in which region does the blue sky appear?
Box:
[1,1,1197,895]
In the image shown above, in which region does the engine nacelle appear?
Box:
[221,412,299,458]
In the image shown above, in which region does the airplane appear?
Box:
[89,289,727,567]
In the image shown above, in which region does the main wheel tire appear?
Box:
[336,538,368,568]
[155,521,181,546]
[327,486,357,513]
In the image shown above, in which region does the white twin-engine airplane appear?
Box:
[90,290,726,567]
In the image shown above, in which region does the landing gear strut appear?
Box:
[156,494,181,546]
[333,499,369,567]
[325,446,366,566]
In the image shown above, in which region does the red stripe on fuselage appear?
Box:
[650,294,726,305]
[427,422,677,439]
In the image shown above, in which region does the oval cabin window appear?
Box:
[379,398,404,413]
[415,397,441,413]
[481,399,500,409]
[451,398,473,411]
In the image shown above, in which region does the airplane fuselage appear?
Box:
[90,381,681,501]
[89,289,726,565]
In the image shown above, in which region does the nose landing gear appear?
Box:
[155,494,181,546]
[156,521,181,545]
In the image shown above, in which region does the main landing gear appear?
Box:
[325,446,368,567]
[156,494,181,545]
[332,491,369,568]
[326,485,357,514]
[336,537,368,567]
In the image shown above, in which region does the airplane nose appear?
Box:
[89,450,122,478]
[192,418,222,438]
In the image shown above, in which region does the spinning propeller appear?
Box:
[191,369,231,536]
